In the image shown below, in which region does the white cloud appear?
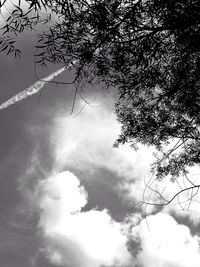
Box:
[130,213,200,267]
[23,97,200,267]
[50,100,153,201]
[164,166,200,226]
[35,171,132,267]
[36,171,87,229]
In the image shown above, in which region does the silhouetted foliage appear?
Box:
[0,0,50,56]
[1,0,200,182]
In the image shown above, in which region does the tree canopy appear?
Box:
[1,0,200,184]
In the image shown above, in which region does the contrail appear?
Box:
[0,63,74,110]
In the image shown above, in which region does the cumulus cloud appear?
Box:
[23,96,200,267]
[35,171,132,267]
[34,171,200,267]
[129,213,200,267]
[50,100,153,202]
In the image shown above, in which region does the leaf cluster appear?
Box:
[0,0,51,56]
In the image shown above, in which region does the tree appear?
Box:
[1,0,200,193]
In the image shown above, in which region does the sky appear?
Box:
[1,3,200,267]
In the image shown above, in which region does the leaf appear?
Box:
[36,57,45,63]
[35,51,45,56]
[2,25,9,34]
[0,44,8,52]
[13,4,23,14]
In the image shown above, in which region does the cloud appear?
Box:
[35,96,200,228]
[129,164,200,225]
[50,100,153,200]
[164,165,200,226]
[129,213,200,267]
[35,171,200,267]
[51,99,200,229]
[22,95,200,267]
[35,171,132,267]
